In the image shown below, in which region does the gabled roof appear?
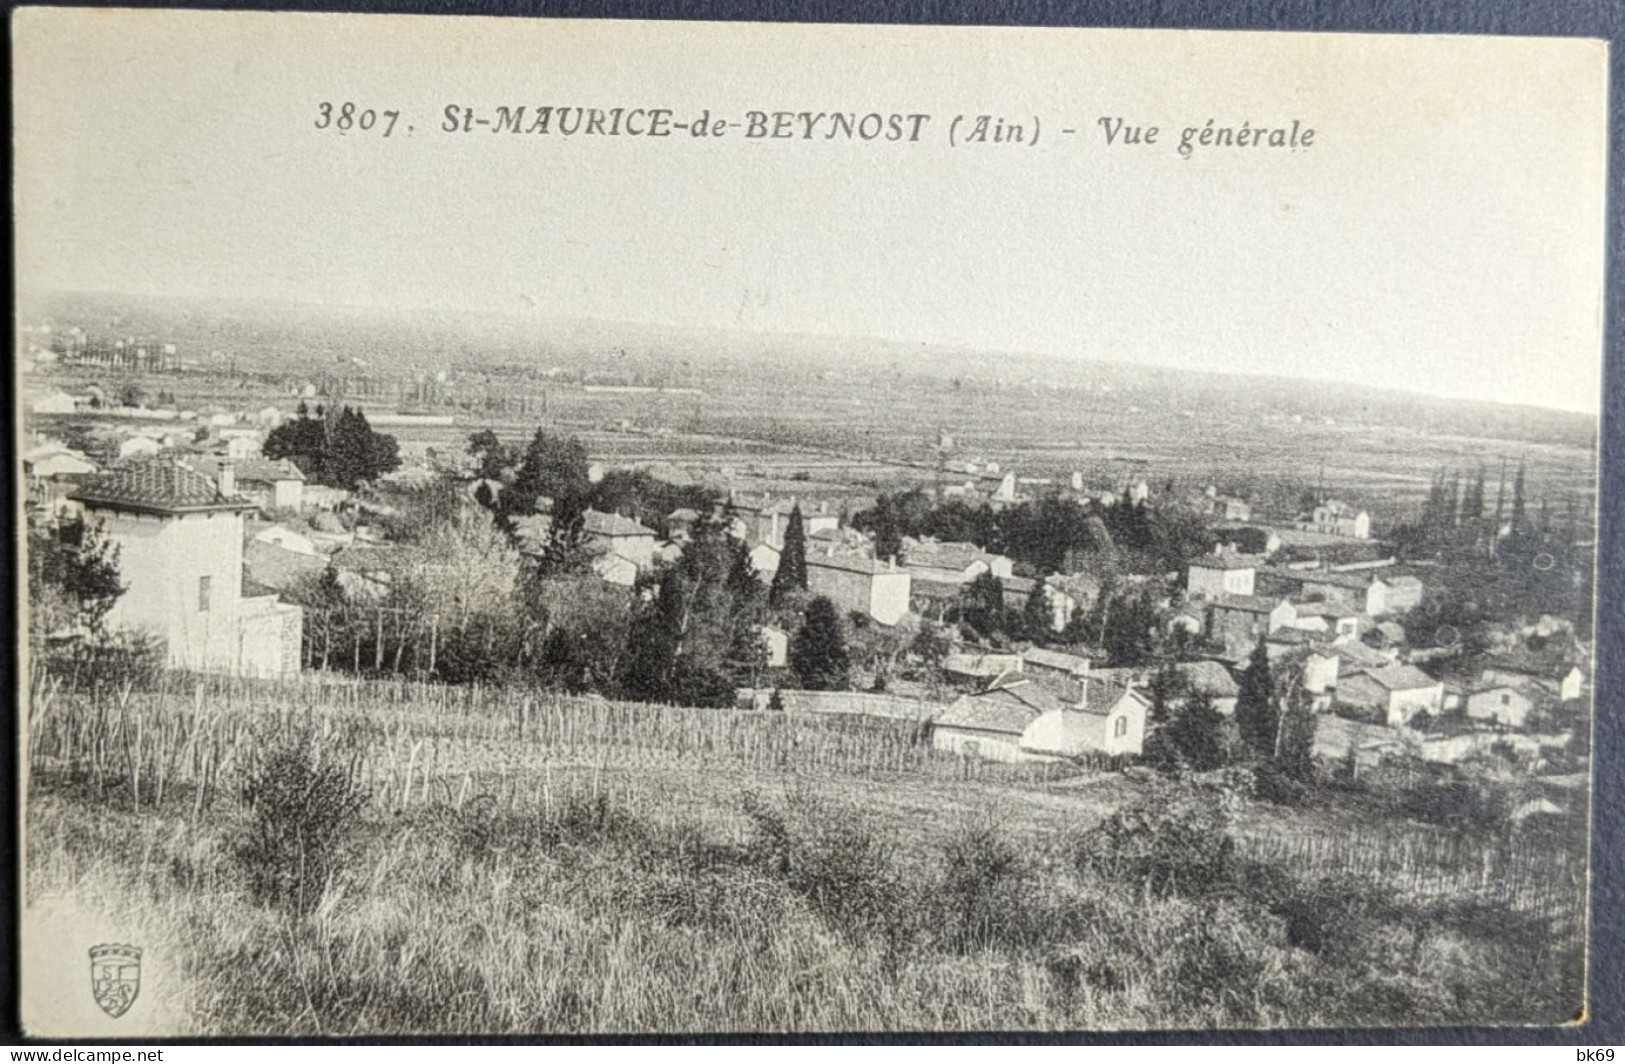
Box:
[70,456,252,516]
[1331,641,1393,669]
[1023,647,1092,673]
[935,675,1068,734]
[904,538,1003,572]
[1294,601,1358,620]
[1079,674,1148,717]
[1360,663,1440,692]
[807,552,899,576]
[1211,593,1288,615]
[1189,553,1261,571]
[582,509,655,537]
[237,457,307,484]
[1466,677,1547,700]
[244,541,328,592]
[192,454,307,485]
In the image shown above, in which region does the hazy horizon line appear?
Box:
[22,286,1605,421]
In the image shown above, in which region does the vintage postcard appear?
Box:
[13,8,1607,1035]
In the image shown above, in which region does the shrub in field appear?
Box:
[544,789,646,848]
[741,789,913,950]
[235,739,366,914]
[1074,777,1239,897]
[1274,870,1404,962]
[934,814,1036,952]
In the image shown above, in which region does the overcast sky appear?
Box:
[13,11,1609,413]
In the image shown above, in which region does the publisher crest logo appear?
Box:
[89,943,141,1018]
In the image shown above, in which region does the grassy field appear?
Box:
[23,672,1588,1035]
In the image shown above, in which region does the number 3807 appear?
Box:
[315,102,401,136]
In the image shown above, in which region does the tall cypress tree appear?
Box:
[871,495,904,564]
[1234,638,1278,759]
[1275,686,1317,783]
[1511,460,1527,530]
[790,595,850,691]
[769,505,809,606]
[1021,576,1055,641]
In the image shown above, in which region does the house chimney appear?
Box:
[218,459,236,498]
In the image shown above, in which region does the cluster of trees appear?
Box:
[290,426,863,705]
[465,427,713,548]
[263,403,402,490]
[1142,640,1317,803]
[854,487,1214,583]
[1393,461,1593,644]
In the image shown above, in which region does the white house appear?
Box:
[1186,552,1258,598]
[902,538,1015,586]
[806,551,912,626]
[31,390,78,415]
[117,436,162,460]
[70,457,303,676]
[1464,681,1542,729]
[759,624,789,668]
[1337,663,1443,727]
[582,509,658,570]
[930,672,1148,762]
[1289,601,1361,641]
[1299,500,1371,539]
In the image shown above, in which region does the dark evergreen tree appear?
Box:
[466,428,514,482]
[790,595,850,691]
[1462,466,1485,523]
[1275,686,1317,782]
[769,505,809,606]
[959,570,1008,640]
[263,404,399,490]
[1234,638,1279,759]
[871,494,904,564]
[1162,690,1228,772]
[1020,576,1055,642]
[506,427,591,527]
[620,571,684,703]
[1511,460,1527,530]
[1101,588,1156,667]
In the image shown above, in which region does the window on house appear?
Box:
[199,575,212,613]
[1114,717,1128,737]
[1501,693,1512,706]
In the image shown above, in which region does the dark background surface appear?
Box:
[3,0,1621,1047]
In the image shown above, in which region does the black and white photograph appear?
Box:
[12,8,1610,1036]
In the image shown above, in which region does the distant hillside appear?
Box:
[25,289,1599,452]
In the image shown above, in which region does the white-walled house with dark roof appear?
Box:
[69,457,303,676]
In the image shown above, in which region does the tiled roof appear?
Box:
[238,457,306,484]
[1295,601,1358,620]
[1079,674,1146,717]
[582,509,655,537]
[1212,593,1287,615]
[904,538,1003,572]
[1023,647,1092,673]
[1360,664,1440,692]
[808,552,901,576]
[1189,553,1262,571]
[244,541,328,592]
[935,675,1069,734]
[70,456,251,515]
[191,454,307,485]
